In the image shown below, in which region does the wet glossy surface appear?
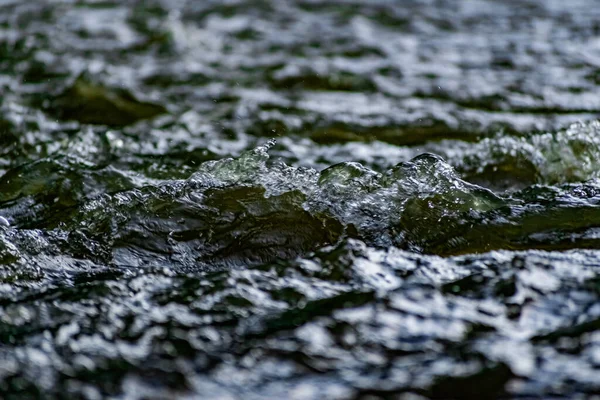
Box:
[1,1,600,399]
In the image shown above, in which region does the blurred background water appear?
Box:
[1,1,600,399]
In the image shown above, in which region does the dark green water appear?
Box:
[1,1,600,399]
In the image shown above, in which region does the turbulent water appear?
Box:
[1,1,600,399]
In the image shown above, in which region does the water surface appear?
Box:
[1,1,600,398]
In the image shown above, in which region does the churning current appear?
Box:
[1,1,600,399]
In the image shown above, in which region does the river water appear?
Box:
[1,1,600,399]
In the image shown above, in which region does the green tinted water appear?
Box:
[1,1,600,398]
